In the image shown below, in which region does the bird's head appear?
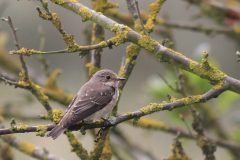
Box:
[91,69,126,87]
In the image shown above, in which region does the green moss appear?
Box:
[138,35,158,52]
[85,63,100,77]
[78,8,92,22]
[17,123,28,131]
[110,26,131,46]
[140,102,165,115]
[52,109,63,125]
[189,52,227,81]
[36,125,48,137]
[10,47,42,56]
[66,131,88,160]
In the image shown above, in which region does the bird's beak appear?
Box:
[117,77,127,81]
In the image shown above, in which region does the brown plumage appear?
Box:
[46,69,126,140]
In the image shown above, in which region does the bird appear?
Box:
[46,69,126,140]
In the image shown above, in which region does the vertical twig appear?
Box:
[134,0,147,35]
[1,16,29,80]
[38,26,51,77]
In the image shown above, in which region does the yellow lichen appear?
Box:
[38,10,52,20]
[110,26,131,46]
[92,0,118,13]
[234,26,240,34]
[52,109,63,125]
[134,19,144,34]
[167,47,189,59]
[130,117,170,131]
[125,112,134,117]
[101,133,112,159]
[138,35,158,52]
[66,131,88,159]
[51,13,63,29]
[44,69,61,88]
[126,43,141,65]
[118,66,126,78]
[140,102,165,115]
[36,125,48,137]
[0,115,4,122]
[43,69,74,106]
[78,8,92,22]
[98,41,107,47]
[10,48,42,56]
[69,0,78,2]
[17,123,28,131]
[85,63,100,77]
[52,0,65,4]
[189,52,227,81]
[19,141,35,155]
[213,80,223,89]
[62,34,80,52]
[105,9,133,25]
[181,95,202,105]
[145,0,166,33]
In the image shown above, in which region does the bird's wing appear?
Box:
[59,86,115,128]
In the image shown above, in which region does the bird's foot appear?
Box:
[94,127,110,143]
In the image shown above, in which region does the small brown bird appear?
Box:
[46,69,126,140]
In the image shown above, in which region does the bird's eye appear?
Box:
[106,76,110,79]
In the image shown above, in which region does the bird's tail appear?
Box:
[46,125,66,140]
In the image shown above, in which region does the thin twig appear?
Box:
[38,26,51,77]
[1,16,29,80]
[134,0,147,35]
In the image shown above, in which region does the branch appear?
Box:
[1,86,240,152]
[14,1,238,95]
[1,135,64,160]
[65,131,88,160]
[0,75,52,112]
[1,16,29,80]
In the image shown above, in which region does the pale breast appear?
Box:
[85,87,119,120]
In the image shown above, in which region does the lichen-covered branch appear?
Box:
[19,1,239,95]
[167,134,192,160]
[1,135,64,160]
[0,74,52,112]
[65,131,88,160]
[1,85,239,152]
[42,69,75,106]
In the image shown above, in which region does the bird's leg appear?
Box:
[94,126,110,142]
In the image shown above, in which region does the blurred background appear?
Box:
[0,0,240,159]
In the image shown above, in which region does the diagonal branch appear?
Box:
[1,85,240,152]
[10,1,240,95]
